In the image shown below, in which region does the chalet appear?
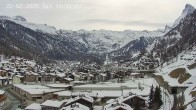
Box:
[118,95,147,109]
[12,75,24,84]
[104,101,133,110]
[115,71,126,83]
[0,90,7,107]
[56,73,65,83]
[69,72,80,81]
[24,72,39,83]
[93,73,99,83]
[1,61,10,67]
[41,100,66,110]
[106,72,115,80]
[64,95,94,110]
[103,92,148,110]
[80,72,88,81]
[99,73,107,82]
[61,103,90,110]
[87,73,94,81]
[0,76,8,86]
[41,73,56,83]
[0,70,7,77]
[110,72,115,79]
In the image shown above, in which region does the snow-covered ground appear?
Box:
[156,48,196,110]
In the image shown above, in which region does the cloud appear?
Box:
[81,19,171,27]
[0,0,195,31]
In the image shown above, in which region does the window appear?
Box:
[171,87,177,94]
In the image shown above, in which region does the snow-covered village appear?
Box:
[0,47,195,110]
[0,0,196,110]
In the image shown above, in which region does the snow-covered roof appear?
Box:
[65,95,94,106]
[104,101,133,110]
[94,106,103,110]
[0,90,5,95]
[72,81,87,84]
[56,73,65,78]
[89,74,94,77]
[25,103,41,110]
[0,70,6,72]
[131,73,140,75]
[41,100,65,108]
[13,84,64,95]
[54,90,133,98]
[106,99,115,104]
[64,78,73,81]
[79,72,87,75]
[100,73,106,76]
[117,94,146,103]
[46,84,71,88]
[25,61,36,66]
[72,72,80,77]
[14,75,24,78]
[80,95,94,103]
[26,72,39,76]
[1,61,9,64]
[0,76,7,80]
[61,103,90,110]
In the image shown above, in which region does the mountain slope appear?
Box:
[0,15,167,63]
[109,36,155,60]
[172,4,195,27]
[0,19,98,63]
[153,9,196,63]
[57,29,165,55]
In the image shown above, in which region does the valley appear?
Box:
[0,3,195,110]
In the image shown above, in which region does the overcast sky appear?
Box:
[0,0,195,31]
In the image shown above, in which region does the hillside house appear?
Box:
[61,103,90,110]
[41,100,66,110]
[0,76,8,85]
[99,73,107,82]
[12,75,24,84]
[64,95,94,110]
[104,101,133,110]
[119,95,147,109]
[0,90,7,107]
[41,73,56,83]
[24,72,39,83]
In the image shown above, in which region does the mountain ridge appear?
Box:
[0,4,195,64]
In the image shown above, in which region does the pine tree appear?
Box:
[148,85,154,109]
[153,86,163,109]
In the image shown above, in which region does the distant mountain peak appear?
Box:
[164,25,172,31]
[172,4,195,27]
[156,25,172,33]
[13,16,27,22]
[0,15,27,22]
[183,4,195,15]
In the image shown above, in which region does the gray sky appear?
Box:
[0,0,195,31]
